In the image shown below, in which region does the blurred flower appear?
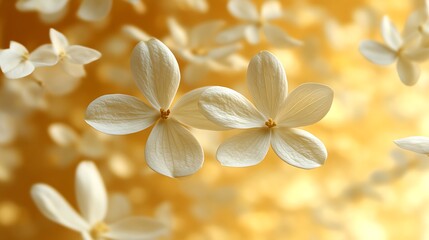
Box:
[359,16,429,86]
[16,0,69,23]
[199,51,333,168]
[0,41,57,79]
[165,18,242,84]
[217,0,302,47]
[31,161,168,239]
[394,136,429,155]
[86,39,221,177]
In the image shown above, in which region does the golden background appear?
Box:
[1,0,429,239]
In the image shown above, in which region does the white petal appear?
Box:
[381,16,403,51]
[122,25,151,41]
[103,217,168,240]
[66,45,101,65]
[198,86,266,129]
[217,128,271,167]
[247,51,288,119]
[206,44,241,59]
[16,0,68,14]
[244,25,260,44]
[167,18,188,47]
[10,41,29,55]
[183,63,210,85]
[402,48,429,62]
[105,193,131,223]
[85,94,158,135]
[31,184,89,232]
[359,40,396,65]
[29,44,58,67]
[271,128,327,169]
[394,136,429,154]
[190,20,224,48]
[145,119,204,178]
[75,161,107,226]
[130,39,180,109]
[216,24,247,44]
[5,61,34,79]
[261,0,283,20]
[402,11,424,39]
[263,24,303,47]
[227,0,259,21]
[172,87,228,130]
[396,57,420,86]
[0,49,22,73]
[81,232,92,240]
[50,28,69,55]
[278,83,333,128]
[33,63,82,96]
[48,123,79,146]
[61,59,86,78]
[78,0,113,21]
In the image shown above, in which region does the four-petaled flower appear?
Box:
[199,51,333,168]
[31,161,168,240]
[85,39,221,177]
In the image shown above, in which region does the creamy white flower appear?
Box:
[166,18,241,84]
[78,0,145,21]
[0,41,57,79]
[16,0,68,14]
[403,0,429,42]
[394,136,429,156]
[31,161,168,240]
[359,16,429,86]
[199,51,333,168]
[86,39,221,177]
[217,0,302,47]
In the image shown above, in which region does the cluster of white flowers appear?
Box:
[359,0,429,86]
[85,39,334,178]
[0,28,100,95]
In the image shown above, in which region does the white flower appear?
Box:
[0,41,57,79]
[85,39,221,177]
[402,0,429,42]
[78,0,145,21]
[31,161,168,240]
[359,16,429,86]
[394,136,429,156]
[165,18,241,84]
[217,0,302,47]
[16,0,68,14]
[199,51,333,168]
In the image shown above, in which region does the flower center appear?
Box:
[90,222,109,239]
[160,108,170,120]
[265,118,276,128]
[22,52,29,61]
[59,51,67,60]
[191,48,208,56]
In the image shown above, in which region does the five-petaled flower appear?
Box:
[31,161,168,240]
[198,51,333,168]
[85,39,221,178]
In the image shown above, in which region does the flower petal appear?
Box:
[48,123,80,147]
[0,49,22,73]
[85,94,158,135]
[29,44,58,67]
[261,0,283,20]
[216,24,247,44]
[10,41,28,55]
[381,16,403,51]
[263,24,303,47]
[103,217,168,240]
[50,28,69,55]
[75,161,107,226]
[130,39,180,109]
[198,86,266,129]
[5,61,34,79]
[227,0,259,21]
[33,63,82,96]
[278,83,333,128]
[394,136,429,154]
[359,40,396,65]
[396,57,420,86]
[247,51,288,119]
[217,128,271,167]
[183,63,210,85]
[207,44,241,60]
[77,0,113,21]
[105,193,131,223]
[145,119,204,177]
[172,87,228,130]
[166,18,188,47]
[31,184,89,232]
[244,24,260,44]
[61,59,86,78]
[271,128,327,169]
[16,0,68,14]
[66,45,101,65]
[190,20,224,48]
[402,48,429,62]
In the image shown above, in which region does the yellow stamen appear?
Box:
[90,222,109,239]
[160,108,170,120]
[265,118,276,128]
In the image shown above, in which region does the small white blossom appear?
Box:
[217,0,302,47]
[0,41,57,79]
[31,161,168,240]
[85,39,222,177]
[394,136,429,156]
[199,51,333,168]
[359,16,429,86]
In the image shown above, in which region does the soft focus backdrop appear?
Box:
[1,0,429,239]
